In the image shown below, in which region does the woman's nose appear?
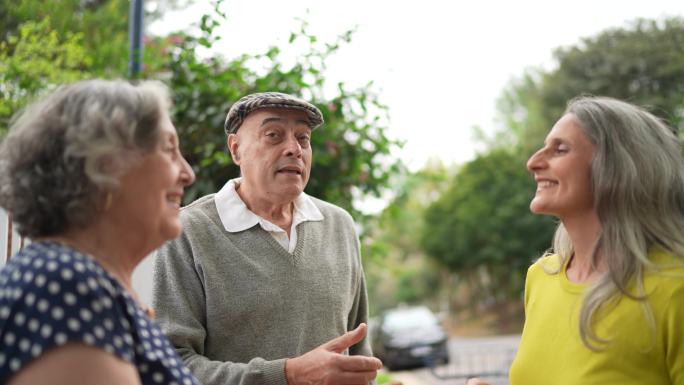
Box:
[179,156,196,186]
[526,150,545,172]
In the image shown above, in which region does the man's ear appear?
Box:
[227,133,240,164]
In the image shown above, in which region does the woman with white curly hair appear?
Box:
[0,79,198,385]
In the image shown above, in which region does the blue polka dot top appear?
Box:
[0,241,200,385]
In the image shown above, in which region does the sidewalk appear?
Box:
[388,370,432,385]
[380,335,520,385]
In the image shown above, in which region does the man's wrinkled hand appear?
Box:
[284,323,383,385]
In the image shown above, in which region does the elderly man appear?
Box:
[152,92,382,385]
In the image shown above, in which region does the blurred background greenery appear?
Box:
[2,0,684,335]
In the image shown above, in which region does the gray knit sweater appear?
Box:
[151,194,372,385]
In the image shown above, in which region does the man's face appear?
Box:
[228,108,313,205]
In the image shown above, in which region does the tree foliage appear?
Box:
[1,0,131,74]
[0,17,91,130]
[421,150,554,304]
[0,0,163,132]
[421,17,684,314]
[363,163,451,314]
[1,0,403,217]
[497,17,684,153]
[153,3,403,214]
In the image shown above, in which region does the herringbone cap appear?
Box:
[224,92,324,134]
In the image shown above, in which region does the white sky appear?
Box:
[151,0,682,171]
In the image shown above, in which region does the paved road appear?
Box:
[388,335,520,385]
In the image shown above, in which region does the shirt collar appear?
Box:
[214,178,324,233]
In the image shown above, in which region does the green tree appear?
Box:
[0,0,154,132]
[158,4,403,215]
[1,0,403,217]
[422,16,684,329]
[363,162,451,315]
[421,150,555,309]
[0,18,92,131]
[496,17,684,153]
[1,0,132,75]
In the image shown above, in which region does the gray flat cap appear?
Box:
[224,92,324,134]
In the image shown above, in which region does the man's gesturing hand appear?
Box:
[284,323,383,385]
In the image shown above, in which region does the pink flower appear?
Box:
[325,140,339,156]
[168,35,184,45]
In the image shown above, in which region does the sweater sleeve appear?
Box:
[348,268,372,357]
[151,229,288,385]
[347,225,373,358]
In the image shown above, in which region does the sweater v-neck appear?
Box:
[256,223,307,263]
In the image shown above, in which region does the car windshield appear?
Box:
[383,307,438,333]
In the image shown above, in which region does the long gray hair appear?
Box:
[0,79,171,237]
[548,96,684,349]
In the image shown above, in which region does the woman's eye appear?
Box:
[555,146,568,154]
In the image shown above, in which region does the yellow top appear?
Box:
[509,250,684,385]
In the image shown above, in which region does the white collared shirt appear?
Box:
[214,178,324,253]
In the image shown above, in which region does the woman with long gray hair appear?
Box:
[0,79,199,385]
[469,96,684,385]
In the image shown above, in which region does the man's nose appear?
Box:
[284,135,303,157]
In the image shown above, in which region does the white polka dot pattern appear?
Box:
[0,242,199,385]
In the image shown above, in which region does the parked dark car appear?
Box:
[371,306,450,370]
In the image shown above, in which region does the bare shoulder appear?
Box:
[8,343,140,385]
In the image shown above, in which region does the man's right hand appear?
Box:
[284,323,383,385]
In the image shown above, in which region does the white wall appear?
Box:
[2,207,156,305]
[132,252,157,305]
[1,209,23,266]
